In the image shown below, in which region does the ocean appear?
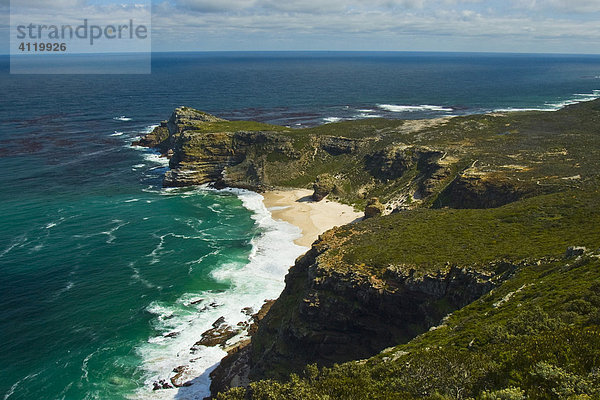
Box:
[1,51,600,400]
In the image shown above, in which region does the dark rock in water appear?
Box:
[566,246,587,258]
[164,331,180,338]
[241,307,254,316]
[209,300,276,396]
[170,366,193,388]
[212,316,226,328]
[364,197,384,219]
[152,379,173,390]
[190,298,204,305]
[191,320,240,349]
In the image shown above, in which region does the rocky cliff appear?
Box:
[210,231,516,394]
[212,189,600,399]
[137,101,600,399]
[137,101,600,212]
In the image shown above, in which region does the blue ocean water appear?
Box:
[1,52,600,400]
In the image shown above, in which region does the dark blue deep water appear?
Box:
[1,52,600,400]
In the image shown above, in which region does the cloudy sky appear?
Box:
[2,0,600,53]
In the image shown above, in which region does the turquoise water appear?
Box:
[1,52,600,399]
[0,130,305,399]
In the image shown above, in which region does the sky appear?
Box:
[2,0,600,54]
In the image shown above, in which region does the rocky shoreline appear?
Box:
[135,100,600,399]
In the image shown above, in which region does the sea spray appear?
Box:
[132,187,307,400]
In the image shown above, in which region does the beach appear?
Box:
[262,189,363,247]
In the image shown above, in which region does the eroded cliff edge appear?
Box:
[136,100,600,399]
[135,101,600,211]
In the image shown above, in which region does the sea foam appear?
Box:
[493,90,600,113]
[378,104,454,113]
[132,187,307,400]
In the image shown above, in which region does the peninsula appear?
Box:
[135,100,600,399]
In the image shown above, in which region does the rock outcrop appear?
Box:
[134,106,298,190]
[365,145,444,182]
[434,169,532,209]
[364,197,384,218]
[312,173,338,201]
[209,230,516,395]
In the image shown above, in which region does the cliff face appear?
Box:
[212,189,600,399]
[209,228,516,394]
[244,233,510,382]
[137,101,600,211]
[134,107,299,189]
[136,102,600,399]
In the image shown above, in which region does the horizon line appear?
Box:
[2,50,600,56]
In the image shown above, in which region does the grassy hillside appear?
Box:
[145,100,600,209]
[330,189,600,277]
[220,254,600,399]
[141,102,600,399]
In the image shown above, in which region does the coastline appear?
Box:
[134,186,365,399]
[261,189,363,247]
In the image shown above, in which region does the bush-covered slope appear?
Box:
[218,252,600,400]
[137,100,600,210]
[209,188,600,398]
[137,101,600,399]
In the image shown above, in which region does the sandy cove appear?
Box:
[262,189,363,247]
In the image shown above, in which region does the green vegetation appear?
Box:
[187,120,290,134]
[218,255,600,399]
[145,102,600,399]
[329,189,600,276]
[158,100,600,208]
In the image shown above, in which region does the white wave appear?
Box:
[378,104,453,113]
[0,234,28,258]
[31,243,44,252]
[143,124,160,134]
[102,220,129,244]
[357,109,376,112]
[493,107,552,113]
[45,220,60,229]
[142,152,169,167]
[493,90,600,113]
[132,188,307,400]
[125,199,140,203]
[131,264,158,289]
[113,116,132,121]
[147,234,169,265]
[356,113,384,119]
[59,281,74,295]
[4,373,41,400]
[323,116,342,123]
[111,131,124,137]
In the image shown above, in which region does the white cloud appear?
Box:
[7,0,85,9]
[176,0,256,13]
[511,0,600,13]
[175,0,468,14]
